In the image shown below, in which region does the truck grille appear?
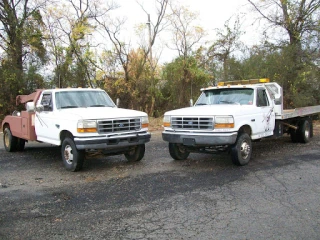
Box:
[97,118,141,133]
[171,117,213,130]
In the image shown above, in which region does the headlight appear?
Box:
[77,120,97,133]
[141,116,149,129]
[163,115,171,127]
[214,116,234,128]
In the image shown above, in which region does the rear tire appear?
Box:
[297,120,311,143]
[231,132,252,166]
[169,143,190,160]
[61,137,85,172]
[3,127,17,152]
[16,138,26,151]
[290,128,298,143]
[125,144,145,162]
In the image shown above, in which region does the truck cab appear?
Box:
[2,88,151,171]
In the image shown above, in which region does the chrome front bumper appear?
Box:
[74,131,151,150]
[162,131,238,146]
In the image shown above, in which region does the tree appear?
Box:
[248,0,320,49]
[136,0,169,115]
[166,4,206,105]
[44,0,105,88]
[162,56,211,110]
[0,0,46,73]
[94,0,169,112]
[0,0,47,116]
[248,0,320,107]
[207,17,244,82]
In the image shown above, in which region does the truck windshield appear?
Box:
[55,90,116,109]
[195,88,254,105]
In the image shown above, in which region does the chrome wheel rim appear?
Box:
[64,145,73,165]
[178,144,186,153]
[305,122,310,139]
[4,132,9,148]
[240,140,251,160]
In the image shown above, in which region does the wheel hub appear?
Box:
[4,133,9,147]
[64,145,73,164]
[305,124,310,139]
[240,140,250,159]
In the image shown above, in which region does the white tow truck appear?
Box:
[162,78,320,165]
[2,88,151,171]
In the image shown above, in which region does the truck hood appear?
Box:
[58,107,147,120]
[165,105,254,116]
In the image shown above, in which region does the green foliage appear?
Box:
[223,42,320,108]
[161,56,212,111]
[0,60,23,118]
[0,1,47,119]
[0,0,319,121]
[25,65,46,91]
[23,10,47,62]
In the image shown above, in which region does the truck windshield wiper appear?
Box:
[89,105,106,107]
[195,103,207,106]
[219,101,239,105]
[61,106,79,109]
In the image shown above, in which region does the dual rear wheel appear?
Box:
[290,119,312,143]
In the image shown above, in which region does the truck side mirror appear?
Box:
[26,102,35,112]
[35,104,44,112]
[190,99,193,107]
[274,94,282,105]
[42,102,52,111]
[116,98,120,107]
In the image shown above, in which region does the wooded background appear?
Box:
[0,0,319,120]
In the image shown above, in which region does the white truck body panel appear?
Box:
[2,87,151,171]
[162,80,320,165]
[35,106,147,145]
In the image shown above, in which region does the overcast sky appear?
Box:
[113,0,261,63]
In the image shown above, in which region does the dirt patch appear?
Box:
[313,120,320,134]
[149,117,163,132]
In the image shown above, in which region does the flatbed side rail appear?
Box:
[276,105,320,120]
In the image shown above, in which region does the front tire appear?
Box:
[61,137,85,172]
[3,127,17,152]
[169,143,190,160]
[125,144,145,162]
[231,132,252,166]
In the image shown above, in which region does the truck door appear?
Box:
[35,92,60,144]
[254,88,275,137]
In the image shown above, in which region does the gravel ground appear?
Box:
[1,122,320,239]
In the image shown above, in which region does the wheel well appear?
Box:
[238,125,251,136]
[2,123,9,131]
[60,130,73,142]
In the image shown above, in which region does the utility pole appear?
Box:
[146,13,155,116]
[147,14,153,71]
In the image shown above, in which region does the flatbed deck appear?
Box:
[276,105,320,120]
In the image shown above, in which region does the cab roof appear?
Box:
[201,78,270,91]
[44,87,103,93]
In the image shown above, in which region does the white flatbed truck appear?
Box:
[162,78,320,165]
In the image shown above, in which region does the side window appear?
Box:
[256,89,269,107]
[40,93,53,111]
